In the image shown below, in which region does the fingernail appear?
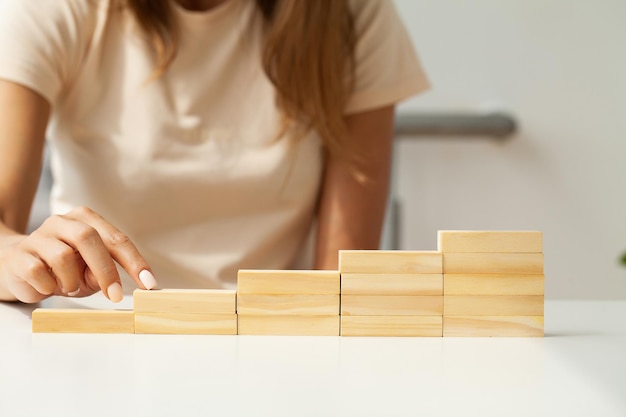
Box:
[107,282,123,303]
[68,288,81,297]
[139,270,158,290]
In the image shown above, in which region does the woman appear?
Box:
[0,0,429,303]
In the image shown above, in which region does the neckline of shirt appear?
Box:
[172,0,242,28]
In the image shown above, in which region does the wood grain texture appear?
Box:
[237,315,340,336]
[443,295,544,316]
[444,274,544,295]
[438,230,542,253]
[237,270,340,294]
[443,316,544,337]
[341,295,443,316]
[339,251,442,274]
[443,253,544,274]
[236,294,339,315]
[133,289,236,314]
[341,273,443,295]
[134,313,237,335]
[341,315,442,337]
[32,309,134,334]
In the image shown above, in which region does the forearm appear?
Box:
[0,194,39,300]
[0,80,50,301]
[314,166,389,270]
[314,106,395,270]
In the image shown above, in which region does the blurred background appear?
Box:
[392,0,626,300]
[27,0,626,300]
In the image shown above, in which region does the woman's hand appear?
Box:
[0,81,157,303]
[0,206,157,303]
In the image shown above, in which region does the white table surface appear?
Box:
[1,297,625,417]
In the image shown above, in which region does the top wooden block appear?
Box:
[339,251,442,274]
[237,270,340,294]
[133,289,236,314]
[438,231,542,253]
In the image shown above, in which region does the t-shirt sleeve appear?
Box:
[0,0,97,105]
[345,0,430,114]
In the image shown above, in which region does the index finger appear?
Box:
[67,207,158,291]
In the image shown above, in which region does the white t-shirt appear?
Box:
[0,0,429,289]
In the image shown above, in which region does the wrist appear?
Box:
[0,272,19,302]
[0,235,26,302]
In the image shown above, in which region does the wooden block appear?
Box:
[444,274,544,295]
[133,289,236,314]
[341,273,442,295]
[444,295,544,316]
[341,315,442,337]
[32,309,134,334]
[237,294,339,315]
[339,251,442,274]
[341,295,443,316]
[443,253,544,274]
[444,316,544,337]
[135,313,237,335]
[237,270,340,294]
[237,315,340,336]
[438,230,542,253]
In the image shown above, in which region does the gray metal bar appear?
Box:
[384,112,518,250]
[394,112,517,139]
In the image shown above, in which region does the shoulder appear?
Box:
[0,0,105,19]
[349,0,402,34]
[0,0,111,36]
[347,0,415,55]
[345,0,430,114]
[0,0,117,104]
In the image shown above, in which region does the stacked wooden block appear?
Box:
[236,270,341,335]
[133,289,237,334]
[31,230,545,337]
[440,231,545,337]
[32,289,238,334]
[339,251,444,336]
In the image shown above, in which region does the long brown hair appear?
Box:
[127,0,355,157]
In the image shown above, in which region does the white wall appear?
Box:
[393,0,626,299]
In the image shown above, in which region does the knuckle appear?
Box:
[40,214,64,230]
[75,225,99,245]
[21,261,57,295]
[101,262,118,276]
[108,231,130,246]
[56,247,78,264]
[24,259,48,278]
[71,206,94,218]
